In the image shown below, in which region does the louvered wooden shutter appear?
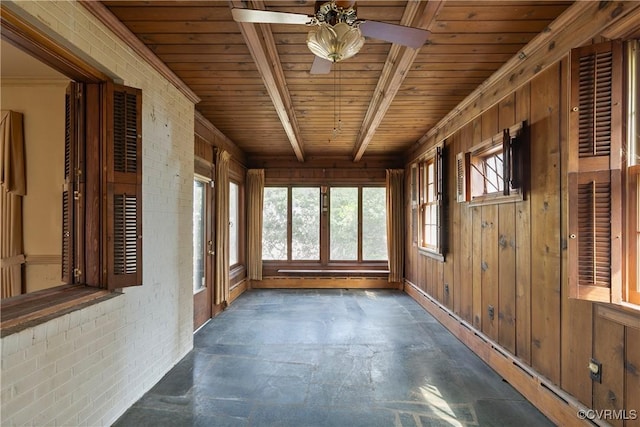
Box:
[104,83,142,289]
[456,152,470,202]
[62,83,80,283]
[568,41,622,303]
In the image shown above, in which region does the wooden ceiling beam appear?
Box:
[352,0,445,162]
[230,0,306,162]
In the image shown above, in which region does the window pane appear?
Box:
[193,180,206,292]
[262,187,288,260]
[330,187,358,260]
[292,187,320,260]
[362,187,387,260]
[229,182,239,266]
[427,162,435,202]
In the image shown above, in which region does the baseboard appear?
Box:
[229,280,248,304]
[251,277,402,289]
[404,281,599,427]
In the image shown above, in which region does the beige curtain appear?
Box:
[214,150,231,305]
[1,111,26,299]
[246,169,264,281]
[386,169,404,283]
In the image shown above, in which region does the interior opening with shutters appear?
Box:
[567,40,623,304]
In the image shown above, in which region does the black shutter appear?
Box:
[436,145,447,255]
[568,41,622,303]
[105,83,142,289]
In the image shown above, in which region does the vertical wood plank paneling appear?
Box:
[472,204,483,330]
[530,63,562,385]
[560,54,593,406]
[593,316,625,427]
[481,106,500,340]
[481,204,499,341]
[437,257,444,305]
[515,83,532,365]
[625,327,640,427]
[471,118,483,330]
[498,94,517,354]
[458,122,474,323]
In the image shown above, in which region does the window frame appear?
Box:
[624,40,639,306]
[192,174,211,294]
[228,179,245,270]
[413,145,446,260]
[460,122,526,207]
[261,184,388,269]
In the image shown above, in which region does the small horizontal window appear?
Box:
[458,121,527,206]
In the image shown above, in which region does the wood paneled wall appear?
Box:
[405,60,640,423]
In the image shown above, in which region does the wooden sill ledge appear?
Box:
[1,285,115,337]
[277,269,389,276]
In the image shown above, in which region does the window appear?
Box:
[292,187,320,260]
[262,187,288,260]
[330,187,358,260]
[262,185,387,265]
[626,40,639,305]
[568,39,639,308]
[471,144,504,195]
[193,179,207,292]
[413,146,445,258]
[458,122,526,206]
[229,181,239,267]
[362,187,387,261]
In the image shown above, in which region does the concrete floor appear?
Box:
[113,289,554,427]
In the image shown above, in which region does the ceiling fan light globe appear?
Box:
[307,22,364,63]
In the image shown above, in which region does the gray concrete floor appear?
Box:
[113,289,554,426]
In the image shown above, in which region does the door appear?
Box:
[193,175,215,330]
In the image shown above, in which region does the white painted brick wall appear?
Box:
[1,1,195,425]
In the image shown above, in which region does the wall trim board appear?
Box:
[24,255,61,265]
[404,281,600,427]
[251,277,402,290]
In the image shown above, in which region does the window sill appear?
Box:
[1,285,117,337]
[468,192,523,207]
[596,303,640,329]
[418,248,445,262]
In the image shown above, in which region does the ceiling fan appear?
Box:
[231,1,431,74]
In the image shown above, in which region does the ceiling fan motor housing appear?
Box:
[314,1,359,26]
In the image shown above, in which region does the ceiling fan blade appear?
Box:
[359,20,430,49]
[310,56,333,75]
[231,8,313,25]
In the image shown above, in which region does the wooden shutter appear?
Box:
[456,152,470,202]
[436,145,447,255]
[104,83,142,289]
[62,83,80,283]
[568,41,622,303]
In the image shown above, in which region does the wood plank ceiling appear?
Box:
[102,0,573,163]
